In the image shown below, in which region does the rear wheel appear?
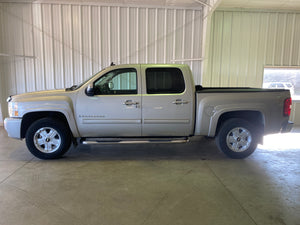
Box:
[216,118,259,159]
[25,118,72,159]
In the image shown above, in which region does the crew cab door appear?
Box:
[76,66,142,137]
[141,66,195,136]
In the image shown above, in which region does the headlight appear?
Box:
[8,102,19,117]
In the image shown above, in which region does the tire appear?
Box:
[25,118,72,159]
[215,118,259,159]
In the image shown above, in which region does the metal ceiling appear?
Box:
[0,0,203,8]
[1,0,300,11]
[219,0,300,11]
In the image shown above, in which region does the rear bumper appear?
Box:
[4,118,22,139]
[281,121,293,133]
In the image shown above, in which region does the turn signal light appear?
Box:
[284,98,292,117]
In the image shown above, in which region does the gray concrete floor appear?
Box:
[0,127,299,225]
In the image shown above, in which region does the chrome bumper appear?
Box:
[4,118,22,139]
[281,121,293,133]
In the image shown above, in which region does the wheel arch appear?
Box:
[215,110,265,138]
[21,111,76,138]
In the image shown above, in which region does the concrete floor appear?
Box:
[0,127,299,225]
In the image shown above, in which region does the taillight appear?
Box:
[284,98,292,116]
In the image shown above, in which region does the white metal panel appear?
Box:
[205,10,300,88]
[0,2,204,120]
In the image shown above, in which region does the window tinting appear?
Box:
[146,68,185,94]
[94,68,137,95]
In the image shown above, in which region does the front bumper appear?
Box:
[281,121,293,133]
[4,118,22,139]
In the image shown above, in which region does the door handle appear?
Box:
[172,99,189,105]
[124,100,140,108]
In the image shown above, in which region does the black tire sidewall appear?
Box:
[216,118,258,159]
[25,118,71,159]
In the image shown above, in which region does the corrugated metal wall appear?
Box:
[204,10,300,87]
[204,9,300,125]
[0,2,204,122]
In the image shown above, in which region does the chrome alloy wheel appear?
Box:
[33,127,62,153]
[226,127,252,152]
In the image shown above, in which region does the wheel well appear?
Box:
[216,111,265,136]
[21,111,71,138]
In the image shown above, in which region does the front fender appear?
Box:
[18,96,79,137]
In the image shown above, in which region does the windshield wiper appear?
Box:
[65,85,77,91]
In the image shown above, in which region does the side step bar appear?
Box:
[81,137,189,145]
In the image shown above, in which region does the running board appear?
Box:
[81,137,189,145]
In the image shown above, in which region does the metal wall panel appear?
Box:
[204,10,300,125]
[0,2,204,121]
[204,10,300,87]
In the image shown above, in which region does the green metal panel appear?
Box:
[204,10,300,88]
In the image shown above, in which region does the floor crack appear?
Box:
[206,162,259,225]
[0,157,34,185]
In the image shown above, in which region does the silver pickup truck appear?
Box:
[4,64,293,159]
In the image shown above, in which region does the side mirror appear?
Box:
[85,84,95,96]
[108,81,114,90]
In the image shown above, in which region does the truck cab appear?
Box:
[75,64,195,137]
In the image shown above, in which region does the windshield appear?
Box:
[65,67,109,91]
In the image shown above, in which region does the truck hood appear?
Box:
[9,89,68,102]
[7,89,76,119]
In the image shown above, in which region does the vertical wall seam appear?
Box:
[117,6,120,64]
[298,14,300,65]
[108,6,111,65]
[227,12,233,86]
[210,12,215,86]
[43,4,47,89]
[245,13,252,86]
[31,3,37,91]
[219,11,224,86]
[154,8,158,63]
[98,6,102,68]
[79,5,83,83]
[89,5,93,75]
[181,9,186,64]
[21,6,27,93]
[236,11,242,85]
[163,8,167,64]
[127,7,130,64]
[289,13,296,66]
[281,13,287,65]
[190,10,195,71]
[136,7,139,63]
[272,13,278,66]
[145,8,148,63]
[60,5,66,87]
[172,9,176,62]
[51,4,56,89]
[41,4,46,90]
[263,13,270,67]
[254,13,261,87]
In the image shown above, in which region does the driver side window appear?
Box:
[94,68,137,95]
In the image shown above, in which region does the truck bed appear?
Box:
[195,85,290,93]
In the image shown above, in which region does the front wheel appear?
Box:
[216,118,259,159]
[25,118,72,159]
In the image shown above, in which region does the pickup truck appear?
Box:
[4,64,293,159]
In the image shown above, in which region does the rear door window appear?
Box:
[146,68,185,94]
